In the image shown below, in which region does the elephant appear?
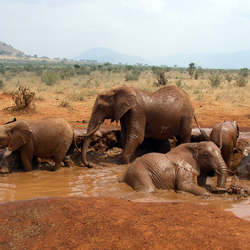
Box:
[119,141,227,196]
[81,85,208,167]
[210,120,239,170]
[0,116,76,173]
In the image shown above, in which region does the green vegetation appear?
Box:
[0,58,249,108]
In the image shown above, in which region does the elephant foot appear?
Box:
[63,157,74,168]
[121,156,131,165]
[211,186,227,194]
[0,167,10,174]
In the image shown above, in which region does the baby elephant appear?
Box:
[0,116,76,173]
[119,141,227,196]
[210,120,239,170]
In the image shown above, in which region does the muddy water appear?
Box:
[0,150,250,222]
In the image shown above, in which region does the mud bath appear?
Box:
[1,141,250,222]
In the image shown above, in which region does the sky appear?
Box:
[1,0,250,60]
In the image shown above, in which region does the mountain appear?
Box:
[75,47,250,69]
[74,47,150,65]
[0,41,26,58]
[154,50,250,69]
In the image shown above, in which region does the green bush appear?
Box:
[41,71,58,86]
[125,67,141,81]
[176,79,182,87]
[224,74,233,82]
[208,73,223,87]
[235,75,248,87]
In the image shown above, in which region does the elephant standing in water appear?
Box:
[119,141,227,196]
[210,120,239,170]
[0,116,76,173]
[81,85,207,167]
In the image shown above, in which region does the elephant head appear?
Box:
[167,141,227,188]
[0,119,32,151]
[81,85,137,167]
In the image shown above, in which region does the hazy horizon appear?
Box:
[1,0,250,60]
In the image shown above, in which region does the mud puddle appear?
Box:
[0,150,250,222]
[1,128,250,221]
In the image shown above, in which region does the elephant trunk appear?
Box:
[216,160,227,188]
[81,123,101,167]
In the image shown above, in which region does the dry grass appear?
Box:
[1,69,250,109]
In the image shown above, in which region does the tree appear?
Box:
[188,62,196,77]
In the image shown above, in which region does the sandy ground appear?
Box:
[0,93,250,249]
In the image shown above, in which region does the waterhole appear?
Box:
[0,128,250,221]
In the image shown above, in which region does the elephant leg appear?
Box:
[122,135,144,164]
[0,151,20,174]
[20,153,33,172]
[54,156,65,171]
[120,119,127,149]
[63,156,74,168]
[197,171,208,187]
[176,171,208,196]
[221,146,232,169]
[126,173,156,193]
[178,116,192,143]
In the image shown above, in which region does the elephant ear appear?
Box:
[113,86,137,122]
[232,119,240,139]
[7,120,32,151]
[166,146,200,176]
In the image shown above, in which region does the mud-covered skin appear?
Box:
[0,116,75,173]
[81,85,206,167]
[120,141,227,196]
[210,120,239,170]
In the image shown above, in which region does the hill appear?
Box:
[0,41,26,58]
[74,47,150,65]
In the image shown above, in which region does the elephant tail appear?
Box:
[194,115,209,141]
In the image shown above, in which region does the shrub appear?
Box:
[58,100,70,107]
[235,68,249,87]
[155,70,168,86]
[235,75,248,87]
[176,79,182,87]
[240,68,249,77]
[125,72,139,81]
[208,73,223,87]
[41,71,58,86]
[224,74,233,82]
[125,67,141,81]
[11,86,35,111]
[0,79,4,88]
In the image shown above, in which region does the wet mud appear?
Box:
[1,128,250,221]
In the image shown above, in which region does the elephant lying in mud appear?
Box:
[81,85,208,167]
[210,120,239,170]
[0,116,76,173]
[119,141,227,196]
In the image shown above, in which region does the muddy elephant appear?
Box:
[210,120,239,170]
[81,85,208,167]
[0,116,76,173]
[119,141,227,196]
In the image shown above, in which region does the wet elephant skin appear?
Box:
[81,85,206,167]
